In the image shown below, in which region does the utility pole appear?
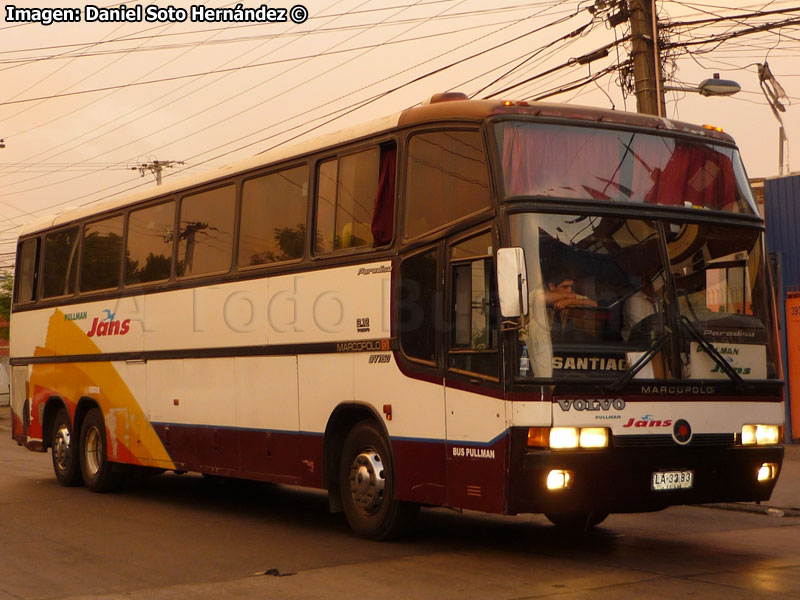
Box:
[628,0,665,116]
[758,62,791,176]
[132,159,184,185]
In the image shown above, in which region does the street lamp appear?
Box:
[664,73,741,97]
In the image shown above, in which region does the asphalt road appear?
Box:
[1,413,799,600]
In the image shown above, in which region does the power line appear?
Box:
[0,0,449,195]
[0,16,546,109]
[0,0,356,182]
[0,3,560,66]
[663,5,800,28]
[0,0,574,207]
[482,33,631,99]
[0,2,583,232]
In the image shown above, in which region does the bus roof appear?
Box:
[18,97,736,238]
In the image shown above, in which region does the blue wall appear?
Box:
[764,173,800,442]
[765,174,800,286]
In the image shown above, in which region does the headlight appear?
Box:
[550,427,579,449]
[579,428,609,449]
[527,427,609,449]
[741,424,781,446]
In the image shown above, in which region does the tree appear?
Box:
[0,275,12,341]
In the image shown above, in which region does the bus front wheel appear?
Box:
[339,421,416,540]
[51,408,82,486]
[79,408,120,492]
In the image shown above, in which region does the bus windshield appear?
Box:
[509,213,778,382]
[495,121,758,215]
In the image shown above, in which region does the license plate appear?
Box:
[651,470,694,491]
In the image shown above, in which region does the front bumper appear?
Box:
[507,428,784,515]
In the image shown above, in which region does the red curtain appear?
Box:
[371,144,396,247]
[645,142,736,209]
[500,124,738,209]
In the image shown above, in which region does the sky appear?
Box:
[0,0,798,270]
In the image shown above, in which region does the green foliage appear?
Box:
[0,275,12,340]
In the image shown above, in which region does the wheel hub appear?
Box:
[348,451,385,514]
[53,426,71,471]
[84,426,102,477]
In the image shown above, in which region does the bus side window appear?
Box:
[449,232,498,379]
[405,130,490,239]
[126,200,175,285]
[82,215,124,293]
[316,148,380,253]
[177,184,236,278]
[398,248,439,365]
[239,165,308,267]
[15,238,40,304]
[42,227,79,299]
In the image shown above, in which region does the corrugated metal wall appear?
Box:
[765,174,800,285]
[764,173,800,442]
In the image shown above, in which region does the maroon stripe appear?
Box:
[149,423,512,514]
[151,424,324,488]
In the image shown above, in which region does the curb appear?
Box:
[701,503,800,518]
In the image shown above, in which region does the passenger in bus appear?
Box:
[544,273,598,341]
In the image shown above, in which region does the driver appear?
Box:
[544,273,598,341]
[544,275,598,310]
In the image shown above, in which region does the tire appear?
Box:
[79,408,120,493]
[339,421,417,540]
[545,511,608,531]
[50,408,83,487]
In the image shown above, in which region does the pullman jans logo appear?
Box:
[87,309,131,337]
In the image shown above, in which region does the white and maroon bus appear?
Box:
[10,94,784,538]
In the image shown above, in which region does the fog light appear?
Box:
[757,462,779,482]
[546,469,572,490]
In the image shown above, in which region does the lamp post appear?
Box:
[663,74,741,97]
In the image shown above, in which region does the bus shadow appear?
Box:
[114,471,779,575]
[122,471,345,532]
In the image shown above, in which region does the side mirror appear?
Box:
[497,247,528,318]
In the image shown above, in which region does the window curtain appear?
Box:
[645,142,736,209]
[501,124,620,200]
[499,123,739,209]
[371,144,396,246]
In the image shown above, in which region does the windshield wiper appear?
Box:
[607,334,670,392]
[679,315,745,390]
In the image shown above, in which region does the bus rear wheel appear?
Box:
[545,511,608,530]
[51,408,82,486]
[339,421,416,540]
[80,408,120,492]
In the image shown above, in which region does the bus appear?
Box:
[9,93,784,538]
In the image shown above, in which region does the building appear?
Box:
[763,173,800,442]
